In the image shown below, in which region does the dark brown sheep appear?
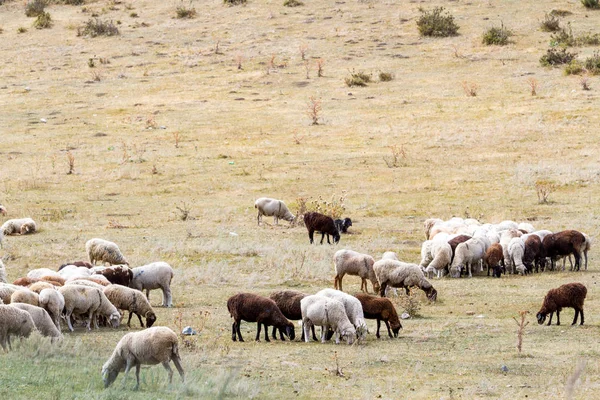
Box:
[541,230,586,271]
[537,282,587,326]
[303,212,340,245]
[447,235,471,264]
[483,243,504,278]
[269,290,317,341]
[354,293,402,338]
[227,293,295,342]
[523,235,542,273]
[58,261,93,271]
[93,265,133,286]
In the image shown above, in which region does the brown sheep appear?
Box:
[303,212,340,245]
[227,293,295,342]
[269,290,317,341]
[536,282,587,326]
[541,230,585,271]
[523,235,543,273]
[354,293,402,339]
[93,265,133,286]
[447,234,471,264]
[40,276,66,286]
[13,277,40,287]
[483,243,504,278]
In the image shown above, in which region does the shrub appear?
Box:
[540,13,561,32]
[584,51,600,75]
[550,9,572,17]
[540,47,577,67]
[345,71,371,87]
[33,11,52,29]
[550,24,575,47]
[63,0,85,4]
[576,32,600,46]
[379,72,393,82]
[416,7,459,37]
[283,0,303,6]
[482,23,512,45]
[176,5,196,18]
[17,27,28,33]
[581,0,600,9]
[224,0,246,5]
[25,0,46,17]
[77,18,119,37]
[564,59,584,75]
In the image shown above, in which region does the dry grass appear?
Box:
[1,0,600,398]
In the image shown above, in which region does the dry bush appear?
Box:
[564,60,584,75]
[482,23,512,46]
[535,179,556,204]
[294,192,347,222]
[383,145,407,168]
[299,43,308,60]
[176,1,196,19]
[316,58,324,77]
[416,7,459,37]
[33,11,52,29]
[345,71,371,87]
[25,0,46,17]
[584,51,600,75]
[77,18,119,37]
[462,81,478,97]
[397,287,422,318]
[66,151,75,174]
[580,75,591,90]
[284,0,303,6]
[379,72,393,82]
[306,96,322,125]
[526,77,538,96]
[550,23,575,47]
[540,13,561,32]
[224,0,246,5]
[175,201,193,221]
[17,27,27,34]
[581,0,600,9]
[512,310,529,353]
[540,47,577,67]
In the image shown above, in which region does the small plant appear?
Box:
[379,72,393,82]
[327,352,351,378]
[540,13,561,32]
[540,47,577,67]
[575,31,600,46]
[526,77,538,96]
[383,145,406,168]
[535,179,556,204]
[462,81,478,97]
[25,0,46,17]
[564,59,584,75]
[90,70,102,82]
[398,288,421,318]
[223,0,246,5]
[176,1,196,19]
[306,96,322,125]
[580,75,591,90]
[416,7,459,37]
[512,310,529,354]
[292,131,305,145]
[584,51,600,74]
[482,23,512,45]
[299,43,308,60]
[66,151,75,174]
[129,12,138,18]
[145,115,157,129]
[284,0,303,6]
[172,132,181,148]
[581,0,600,9]
[235,54,243,70]
[316,58,324,77]
[175,202,192,221]
[550,24,575,47]
[33,11,52,29]
[88,58,95,68]
[17,27,28,33]
[345,70,371,87]
[77,18,119,37]
[303,60,310,79]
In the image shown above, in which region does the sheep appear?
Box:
[523,234,543,273]
[103,284,157,328]
[66,279,106,290]
[92,265,133,286]
[508,237,527,275]
[447,234,472,264]
[304,211,340,244]
[13,277,39,286]
[0,260,6,283]
[536,283,587,326]
[254,197,295,225]
[354,293,402,339]
[517,222,535,234]
[0,284,18,304]
[58,261,93,271]
[334,218,353,234]
[130,262,174,307]
[500,229,523,273]
[1,218,37,235]
[382,252,398,261]
[67,275,111,286]
[300,294,356,344]
[424,242,452,278]
[38,288,65,331]
[269,290,317,341]
[227,292,295,342]
[541,230,586,271]
[102,326,185,390]
[86,238,129,266]
[418,240,435,271]
[450,237,487,278]
[59,284,120,331]
[0,305,35,351]
[424,218,443,240]
[333,249,379,293]
[28,281,56,293]
[9,303,62,339]
[27,268,63,282]
[316,288,367,341]
[483,243,504,278]
[373,259,437,301]
[10,289,39,306]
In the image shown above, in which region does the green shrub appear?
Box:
[581,0,600,9]
[540,47,577,66]
[176,5,196,18]
[379,72,393,82]
[345,71,371,87]
[283,0,303,6]
[17,26,28,33]
[550,24,575,47]
[576,32,600,45]
[224,0,246,5]
[416,7,459,37]
[540,13,561,32]
[77,18,119,37]
[482,24,512,45]
[564,59,584,75]
[584,51,600,74]
[33,11,52,29]
[25,0,46,17]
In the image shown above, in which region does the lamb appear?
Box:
[424,242,452,278]
[354,293,402,339]
[102,326,185,390]
[300,294,356,344]
[333,249,379,293]
[93,265,133,286]
[483,243,504,278]
[10,289,39,306]
[523,234,543,273]
[0,260,6,283]
[227,292,295,342]
[303,211,340,244]
[269,290,317,341]
[541,230,586,271]
[373,259,437,301]
[38,288,65,331]
[130,262,174,307]
[0,305,35,351]
[254,197,295,225]
[59,284,120,331]
[86,238,129,266]
[334,218,353,234]
[450,237,487,278]
[316,288,368,341]
[536,282,587,326]
[103,284,157,328]
[1,218,37,235]
[9,303,62,339]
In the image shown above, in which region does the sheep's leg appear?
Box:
[320,233,325,245]
[384,320,393,338]
[360,278,367,293]
[271,326,278,341]
[584,251,588,271]
[231,322,237,342]
[257,212,261,226]
[122,359,134,388]
[302,319,311,343]
[263,323,270,342]
[274,216,278,225]
[311,326,318,341]
[339,277,344,292]
[127,311,134,328]
[572,309,580,325]
[308,229,314,244]
[172,355,185,382]
[66,311,75,332]
[6,335,12,351]
[236,321,244,342]
[255,322,262,342]
[134,363,142,391]
[573,252,581,272]
[547,312,554,326]
[136,313,145,328]
[375,319,381,339]
[0,338,7,352]
[321,326,329,343]
[278,327,285,341]
[145,289,150,301]
[162,361,174,384]
[556,310,561,326]
[379,282,388,297]
[580,309,584,325]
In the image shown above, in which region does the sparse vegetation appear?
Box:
[25,0,46,17]
[316,58,324,77]
[383,145,407,168]
[77,18,119,37]
[512,311,529,354]
[564,59,584,75]
[540,47,577,67]
[345,70,371,87]
[535,179,556,204]
[224,0,246,5]
[482,23,512,45]
[550,9,572,17]
[283,0,303,7]
[462,81,478,97]
[416,7,459,37]
[577,31,600,45]
[584,51,600,74]
[580,75,591,90]
[398,288,422,318]
[379,72,393,82]
[33,11,52,29]
[17,26,28,33]
[526,77,538,96]
[176,1,196,19]
[581,0,600,9]
[540,13,561,32]
[64,0,85,5]
[550,24,575,47]
[306,96,322,125]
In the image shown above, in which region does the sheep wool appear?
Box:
[316,288,367,341]
[9,303,62,339]
[10,289,39,306]
[300,294,356,345]
[373,259,438,301]
[0,218,37,235]
[0,260,6,284]
[86,238,129,266]
[103,284,157,328]
[354,293,402,339]
[38,288,65,331]
[0,304,35,351]
[537,282,587,326]
[59,284,120,331]
[333,249,379,293]
[254,197,295,225]
[130,262,174,307]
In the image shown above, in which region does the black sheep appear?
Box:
[334,218,353,234]
[304,212,340,244]
[536,282,587,326]
[269,290,317,341]
[540,230,585,271]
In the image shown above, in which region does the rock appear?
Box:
[401,312,410,320]
[182,326,197,335]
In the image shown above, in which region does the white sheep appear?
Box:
[130,262,174,307]
[59,285,120,331]
[102,326,185,390]
[517,222,535,233]
[27,268,63,282]
[1,218,37,235]
[0,304,35,351]
[86,238,129,266]
[418,240,435,271]
[38,288,65,331]
[0,283,19,304]
[10,288,39,306]
[300,295,356,345]
[103,284,157,328]
[381,252,399,261]
[424,242,452,278]
[500,229,523,273]
[508,236,527,275]
[9,303,62,339]
[0,260,6,283]
[373,259,437,301]
[333,249,379,293]
[254,197,295,225]
[450,237,487,278]
[58,265,93,281]
[316,288,367,341]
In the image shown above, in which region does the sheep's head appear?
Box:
[145,311,157,328]
[536,312,547,325]
[285,323,295,341]
[450,265,462,278]
[20,225,30,235]
[426,287,438,302]
[333,231,341,244]
[109,312,121,328]
[355,323,368,341]
[284,212,295,222]
[102,365,119,388]
[0,206,6,216]
[491,264,503,278]
[391,321,402,338]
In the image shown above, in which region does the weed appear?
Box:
[526,77,538,96]
[66,151,75,174]
[535,179,556,204]
[107,219,129,229]
[33,11,52,29]
[584,51,600,74]
[383,144,406,168]
[25,0,46,17]
[292,131,305,145]
[540,13,561,32]
[550,24,575,47]
[90,70,102,82]
[462,81,478,97]
[316,58,324,77]
[172,131,181,148]
[0,27,3,34]
[175,201,192,221]
[235,54,243,70]
[482,23,512,45]
[512,310,529,353]
[345,70,371,87]
[303,60,310,79]
[64,0,85,4]
[145,115,157,129]
[284,0,303,6]
[398,287,422,318]
[580,75,591,90]
[575,31,600,46]
[129,12,138,18]
[306,96,322,125]
[176,1,196,19]
[416,7,459,37]
[564,60,584,75]
[224,0,246,5]
[327,351,351,378]
[299,43,308,60]
[88,58,95,68]
[581,0,600,9]
[17,27,27,33]
[77,18,119,37]
[379,71,393,82]
[540,47,577,67]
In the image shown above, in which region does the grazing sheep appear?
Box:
[67,275,111,286]
[450,237,487,278]
[304,212,340,244]
[334,218,353,234]
[536,283,587,326]
[354,293,402,339]
[9,303,62,339]
[59,285,120,331]
[500,229,523,273]
[316,288,367,341]
[333,249,379,293]
[38,288,65,331]
[1,218,37,235]
[254,197,295,225]
[373,259,437,301]
[418,240,435,271]
[483,243,504,278]
[523,235,543,273]
[541,230,586,271]
[424,242,452,278]
[424,218,443,240]
[0,260,6,283]
[103,284,157,328]
[27,268,64,282]
[102,326,185,390]
[130,262,174,307]
[93,265,133,286]
[10,289,39,306]
[58,261,93,271]
[66,279,106,290]
[58,265,93,282]
[0,305,35,351]
[227,293,295,342]
[447,234,472,264]
[86,238,129,266]
[300,294,356,344]
[269,290,317,341]
[508,237,527,275]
